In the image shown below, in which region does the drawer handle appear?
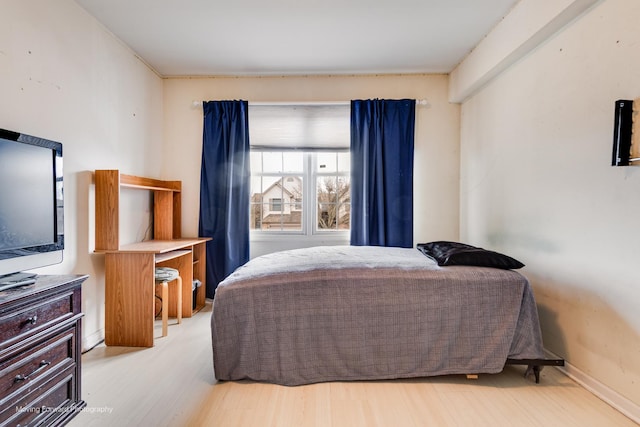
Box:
[14,360,51,383]
[24,315,38,326]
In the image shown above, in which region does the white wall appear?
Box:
[458,0,640,411]
[162,75,461,258]
[0,0,164,350]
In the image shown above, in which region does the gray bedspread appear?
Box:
[211,246,545,386]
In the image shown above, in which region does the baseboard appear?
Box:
[82,329,105,354]
[546,350,640,424]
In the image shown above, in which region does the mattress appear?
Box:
[211,246,545,386]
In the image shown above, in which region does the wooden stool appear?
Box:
[154,267,182,337]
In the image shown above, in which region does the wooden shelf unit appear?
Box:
[94,170,209,347]
[95,170,182,250]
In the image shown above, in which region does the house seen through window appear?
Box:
[249,104,350,234]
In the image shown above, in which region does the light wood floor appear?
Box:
[70,302,638,427]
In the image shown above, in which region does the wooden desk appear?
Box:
[99,238,209,347]
[93,170,210,347]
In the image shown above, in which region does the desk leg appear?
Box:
[105,252,155,347]
[192,242,207,311]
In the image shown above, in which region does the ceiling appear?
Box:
[74,0,520,77]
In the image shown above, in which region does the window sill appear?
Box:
[249,232,350,258]
[250,232,349,243]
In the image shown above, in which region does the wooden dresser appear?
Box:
[0,275,87,427]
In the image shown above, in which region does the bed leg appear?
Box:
[506,358,563,383]
[524,365,541,383]
[466,374,479,380]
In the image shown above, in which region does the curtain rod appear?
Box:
[191,99,429,107]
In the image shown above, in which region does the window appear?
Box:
[315,152,350,231]
[248,102,350,235]
[250,151,303,231]
[250,151,350,233]
[269,198,283,212]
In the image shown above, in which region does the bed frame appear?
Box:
[505,358,565,383]
[212,246,558,386]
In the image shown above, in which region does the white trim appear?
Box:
[449,0,602,103]
[82,328,104,353]
[546,349,640,424]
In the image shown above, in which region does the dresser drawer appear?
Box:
[0,275,86,427]
[0,293,75,353]
[0,366,79,427]
[0,327,76,409]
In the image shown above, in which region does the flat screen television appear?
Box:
[0,128,64,289]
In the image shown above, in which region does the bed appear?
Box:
[210,244,550,386]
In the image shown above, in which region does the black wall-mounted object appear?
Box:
[612,99,633,166]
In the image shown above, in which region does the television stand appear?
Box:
[0,275,86,426]
[0,272,37,291]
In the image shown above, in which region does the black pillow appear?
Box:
[416,241,524,270]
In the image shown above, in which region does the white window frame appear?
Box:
[248,103,351,248]
[250,150,350,239]
[312,152,351,233]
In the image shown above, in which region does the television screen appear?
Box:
[0,138,56,251]
[0,129,64,283]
